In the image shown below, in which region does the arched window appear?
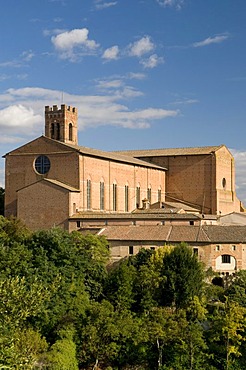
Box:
[136,185,140,208]
[125,185,129,212]
[87,179,91,209]
[100,181,105,210]
[51,123,55,139]
[147,187,151,203]
[69,123,73,141]
[56,122,60,140]
[113,183,117,211]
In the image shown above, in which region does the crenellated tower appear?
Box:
[45,104,78,145]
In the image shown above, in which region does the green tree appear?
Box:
[0,276,50,368]
[79,300,120,369]
[105,260,137,310]
[26,228,92,335]
[225,270,246,307]
[0,215,30,245]
[79,300,148,370]
[45,326,79,370]
[146,306,182,369]
[207,297,246,370]
[160,244,205,308]
[70,232,110,300]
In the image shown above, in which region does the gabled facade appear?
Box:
[114,146,241,215]
[4,105,166,230]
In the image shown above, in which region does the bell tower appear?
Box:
[45,104,78,145]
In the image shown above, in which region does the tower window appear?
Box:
[158,189,161,202]
[34,155,50,174]
[56,122,60,140]
[51,123,55,139]
[69,123,73,141]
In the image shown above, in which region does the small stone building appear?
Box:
[98,225,246,274]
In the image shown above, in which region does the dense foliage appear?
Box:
[1,215,246,369]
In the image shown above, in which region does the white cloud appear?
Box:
[193,34,229,48]
[127,72,146,80]
[1,135,25,144]
[140,54,164,69]
[0,74,10,82]
[0,168,4,189]
[94,1,117,10]
[170,97,199,105]
[0,105,42,135]
[21,50,35,62]
[157,0,184,10]
[102,45,119,60]
[96,79,124,89]
[95,77,144,98]
[231,149,246,206]
[51,28,99,60]
[0,87,178,143]
[43,28,66,37]
[128,36,155,57]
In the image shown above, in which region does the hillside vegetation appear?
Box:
[0,216,246,370]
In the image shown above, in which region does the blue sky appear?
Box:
[0,0,246,205]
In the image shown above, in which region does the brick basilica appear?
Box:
[4,104,246,273]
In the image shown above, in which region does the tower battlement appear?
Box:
[45,104,78,145]
[45,104,77,114]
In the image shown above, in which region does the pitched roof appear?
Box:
[112,145,225,158]
[99,225,172,241]
[17,178,80,193]
[57,140,166,170]
[5,135,166,170]
[203,225,246,243]
[43,179,80,192]
[98,225,246,243]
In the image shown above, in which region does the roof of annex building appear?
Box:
[97,225,246,243]
[69,211,200,220]
[112,145,225,158]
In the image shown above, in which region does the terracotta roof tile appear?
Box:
[99,225,171,241]
[168,226,210,242]
[203,225,246,243]
[98,225,246,243]
[112,145,224,158]
[62,141,166,170]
